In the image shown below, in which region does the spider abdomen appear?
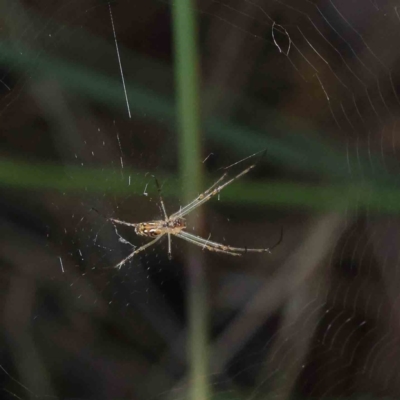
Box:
[135,218,186,237]
[135,222,163,237]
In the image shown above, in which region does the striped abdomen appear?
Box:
[135,218,186,238]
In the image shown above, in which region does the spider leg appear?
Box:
[202,172,228,196]
[267,227,283,252]
[178,230,281,254]
[175,231,241,256]
[168,233,172,260]
[223,227,282,253]
[114,235,164,269]
[152,176,168,220]
[109,218,138,227]
[91,208,137,226]
[171,173,228,218]
[171,165,255,218]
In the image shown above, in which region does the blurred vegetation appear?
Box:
[2,157,400,213]
[1,30,399,208]
[172,1,209,400]
[2,1,400,400]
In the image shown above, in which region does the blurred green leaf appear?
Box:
[1,39,397,186]
[2,157,400,214]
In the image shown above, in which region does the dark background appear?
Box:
[1,0,400,399]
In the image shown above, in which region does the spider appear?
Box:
[107,163,282,269]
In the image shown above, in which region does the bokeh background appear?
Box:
[2,0,400,399]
